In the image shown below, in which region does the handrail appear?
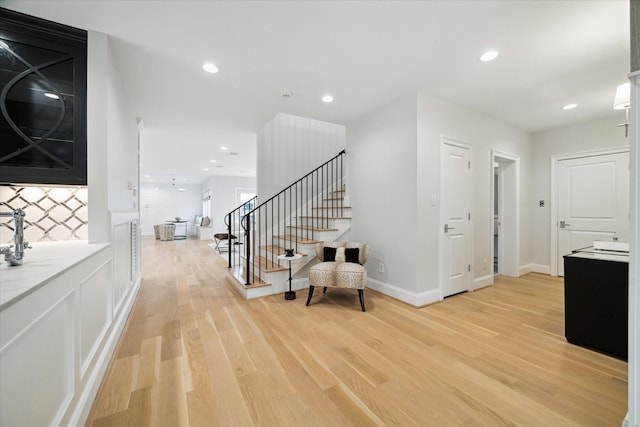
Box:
[247,150,346,216]
[224,196,257,269]
[240,150,346,285]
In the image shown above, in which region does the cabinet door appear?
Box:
[0,9,87,185]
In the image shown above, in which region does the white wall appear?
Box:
[347,92,533,306]
[87,32,139,243]
[627,71,639,427]
[106,41,139,213]
[347,94,419,297]
[417,92,533,290]
[530,114,630,270]
[139,183,202,237]
[203,175,256,233]
[257,113,346,200]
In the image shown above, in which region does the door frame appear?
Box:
[490,150,520,277]
[549,146,629,276]
[438,136,473,298]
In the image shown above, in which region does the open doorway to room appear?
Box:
[491,151,520,277]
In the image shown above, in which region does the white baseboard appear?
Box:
[71,276,141,427]
[519,263,550,275]
[473,274,493,290]
[366,278,441,307]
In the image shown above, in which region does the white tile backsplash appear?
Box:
[1,186,88,244]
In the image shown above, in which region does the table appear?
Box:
[278,253,302,300]
[167,220,188,239]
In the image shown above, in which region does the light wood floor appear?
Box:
[85,237,628,426]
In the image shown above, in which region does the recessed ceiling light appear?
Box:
[44,92,59,99]
[322,94,334,103]
[202,62,218,73]
[479,50,499,62]
[144,174,150,178]
[203,168,209,171]
[210,159,217,163]
[178,188,185,192]
[562,103,578,110]
[220,146,228,151]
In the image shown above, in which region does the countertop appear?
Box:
[565,246,629,263]
[0,241,110,311]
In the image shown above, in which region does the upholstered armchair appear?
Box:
[306,241,369,311]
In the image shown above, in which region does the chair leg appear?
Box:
[358,289,366,312]
[323,287,328,294]
[306,286,315,306]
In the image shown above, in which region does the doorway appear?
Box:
[491,151,519,277]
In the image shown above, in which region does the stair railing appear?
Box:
[241,149,346,285]
[225,196,257,269]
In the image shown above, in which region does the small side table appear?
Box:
[278,254,302,300]
[167,220,188,239]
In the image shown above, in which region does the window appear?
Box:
[202,190,211,218]
[236,188,255,221]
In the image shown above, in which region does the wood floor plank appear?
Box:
[85,238,628,426]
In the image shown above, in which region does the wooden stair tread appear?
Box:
[286,225,338,232]
[230,266,271,288]
[260,245,308,256]
[275,235,322,244]
[323,197,344,201]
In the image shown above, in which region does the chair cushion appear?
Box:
[335,262,367,289]
[309,262,337,287]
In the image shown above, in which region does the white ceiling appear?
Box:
[3,0,631,185]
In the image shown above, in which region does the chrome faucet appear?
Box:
[0,208,31,266]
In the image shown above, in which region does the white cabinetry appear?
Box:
[0,239,139,426]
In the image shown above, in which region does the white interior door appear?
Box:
[440,141,471,298]
[557,151,629,276]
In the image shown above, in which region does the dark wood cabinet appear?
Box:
[0,8,87,185]
[563,248,629,360]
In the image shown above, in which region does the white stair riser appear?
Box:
[296,217,351,228]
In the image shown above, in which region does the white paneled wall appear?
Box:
[139,183,203,237]
[257,113,346,201]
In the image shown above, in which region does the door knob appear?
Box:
[560,220,571,228]
[444,224,455,233]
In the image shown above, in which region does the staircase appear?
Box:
[224,150,350,299]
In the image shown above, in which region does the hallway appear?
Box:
[86,237,628,426]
